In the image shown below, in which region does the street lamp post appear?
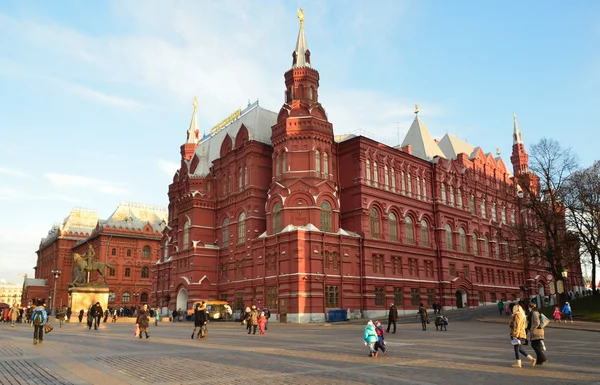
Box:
[51,269,61,316]
[562,269,569,301]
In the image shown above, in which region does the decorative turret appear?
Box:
[510,112,529,175]
[181,97,200,161]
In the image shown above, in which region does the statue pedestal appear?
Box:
[69,286,109,314]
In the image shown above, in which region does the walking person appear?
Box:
[191,302,207,340]
[263,307,271,330]
[363,320,378,357]
[386,303,398,334]
[553,305,561,323]
[249,305,259,334]
[9,303,20,327]
[242,307,252,333]
[90,302,103,330]
[136,304,151,339]
[528,303,547,366]
[432,302,438,316]
[258,311,267,335]
[497,300,504,316]
[30,302,48,345]
[154,308,160,326]
[417,303,429,331]
[103,309,109,323]
[562,302,573,323]
[374,320,387,356]
[509,302,536,368]
[78,309,84,323]
[112,308,118,323]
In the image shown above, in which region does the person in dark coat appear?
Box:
[264,307,271,330]
[103,309,109,323]
[386,303,398,333]
[78,309,84,323]
[191,302,207,340]
[417,303,429,331]
[90,302,103,330]
[136,304,150,339]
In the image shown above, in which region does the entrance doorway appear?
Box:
[176,288,188,314]
[455,290,467,309]
[279,299,287,323]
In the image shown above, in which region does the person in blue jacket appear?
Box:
[30,301,48,345]
[562,302,573,323]
[363,320,379,357]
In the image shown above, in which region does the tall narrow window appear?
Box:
[445,224,453,250]
[450,186,455,206]
[238,166,243,190]
[407,173,412,196]
[416,176,421,198]
[163,242,169,262]
[370,208,380,238]
[222,218,230,248]
[483,235,489,256]
[401,171,406,193]
[391,168,396,192]
[511,209,516,225]
[422,179,427,200]
[309,87,314,100]
[244,165,248,186]
[492,203,497,221]
[495,237,500,259]
[276,154,281,176]
[457,188,463,208]
[323,152,329,175]
[441,183,447,204]
[470,195,476,215]
[320,201,332,232]
[141,267,150,278]
[421,220,429,247]
[366,159,371,185]
[272,203,282,233]
[502,206,507,224]
[481,198,487,218]
[282,151,287,174]
[237,212,246,244]
[389,213,397,242]
[183,220,190,250]
[373,162,379,187]
[142,246,151,258]
[472,234,478,255]
[384,165,389,189]
[315,150,321,174]
[459,228,466,252]
[405,216,414,245]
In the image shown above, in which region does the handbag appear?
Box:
[134,324,140,337]
[426,319,430,324]
[511,337,521,346]
[44,324,54,334]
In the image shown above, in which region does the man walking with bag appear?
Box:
[529,303,548,366]
[386,303,398,334]
[30,301,48,345]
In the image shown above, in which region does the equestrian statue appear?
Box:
[71,243,115,286]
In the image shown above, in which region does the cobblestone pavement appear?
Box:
[1,318,600,385]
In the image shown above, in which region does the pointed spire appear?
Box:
[513,112,522,145]
[401,111,445,161]
[186,97,199,144]
[292,8,311,68]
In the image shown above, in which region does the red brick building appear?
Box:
[152,15,584,322]
[36,203,166,312]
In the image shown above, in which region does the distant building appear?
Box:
[152,14,584,322]
[0,279,23,306]
[36,202,166,312]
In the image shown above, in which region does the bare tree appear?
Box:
[564,160,600,294]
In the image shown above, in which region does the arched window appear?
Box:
[416,176,421,198]
[183,220,190,250]
[222,218,229,248]
[237,212,246,244]
[421,220,429,247]
[373,162,379,187]
[481,198,487,218]
[163,242,168,261]
[405,216,414,245]
[389,212,397,242]
[282,151,287,174]
[401,171,406,192]
[125,268,131,277]
[320,201,332,232]
[108,267,115,276]
[244,165,248,186]
[492,202,497,221]
[459,228,467,252]
[122,292,131,303]
[483,235,489,256]
[142,246,151,258]
[108,292,115,302]
[126,249,131,257]
[276,154,281,176]
[502,206,507,224]
[422,179,427,201]
[366,159,371,185]
[384,165,389,189]
[407,173,412,195]
[141,266,149,278]
[315,150,321,174]
[445,224,453,250]
[140,292,148,303]
[272,203,282,233]
[450,186,455,206]
[457,188,463,208]
[370,208,380,238]
[111,248,116,256]
[391,168,396,192]
[472,234,478,255]
[323,152,329,175]
[470,195,476,215]
[441,183,447,204]
[238,166,243,190]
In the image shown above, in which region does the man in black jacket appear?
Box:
[90,302,103,330]
[387,303,398,333]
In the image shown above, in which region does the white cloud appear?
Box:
[157,159,179,177]
[57,80,148,110]
[0,166,34,180]
[44,173,129,196]
[0,187,80,203]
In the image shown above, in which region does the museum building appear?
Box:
[152,15,584,322]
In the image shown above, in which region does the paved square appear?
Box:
[1,317,599,385]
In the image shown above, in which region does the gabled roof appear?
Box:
[438,133,475,160]
[401,115,445,161]
[190,101,277,177]
[40,208,98,245]
[100,202,167,233]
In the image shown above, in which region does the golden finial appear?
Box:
[297,8,305,25]
[496,148,501,156]
[513,112,516,120]
[414,104,419,114]
[193,97,198,109]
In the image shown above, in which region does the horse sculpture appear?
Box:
[72,253,116,285]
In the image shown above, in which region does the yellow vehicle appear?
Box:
[187,300,231,320]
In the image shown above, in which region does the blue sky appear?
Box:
[1,1,599,285]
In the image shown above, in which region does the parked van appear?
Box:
[187,300,230,320]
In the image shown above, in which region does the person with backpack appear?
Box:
[30,302,48,345]
[562,302,573,323]
[374,320,387,355]
[528,303,547,366]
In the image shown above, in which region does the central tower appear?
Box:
[267,9,340,234]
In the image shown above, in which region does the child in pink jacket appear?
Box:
[553,306,561,323]
[258,312,267,335]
